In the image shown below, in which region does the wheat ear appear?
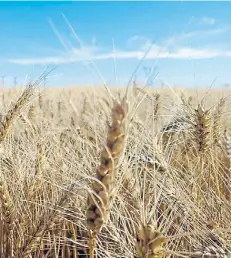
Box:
[192,104,212,153]
[0,179,14,257]
[0,85,34,143]
[213,98,226,146]
[136,223,167,258]
[86,98,128,257]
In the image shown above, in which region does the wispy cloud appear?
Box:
[7,45,231,65]
[165,27,228,46]
[6,21,231,66]
[7,45,99,65]
[200,16,216,25]
[126,35,153,50]
[183,27,227,38]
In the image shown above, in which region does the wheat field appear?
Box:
[1,81,231,258]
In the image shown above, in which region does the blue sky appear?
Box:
[0,1,231,88]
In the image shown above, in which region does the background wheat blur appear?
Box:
[1,81,231,258]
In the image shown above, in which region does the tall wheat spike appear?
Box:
[191,104,212,153]
[86,97,128,257]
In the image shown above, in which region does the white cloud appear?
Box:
[141,47,226,59]
[6,28,231,66]
[7,45,99,65]
[165,27,227,46]
[161,47,220,59]
[7,45,231,65]
[200,16,216,25]
[184,28,227,38]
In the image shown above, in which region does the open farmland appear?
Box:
[0,83,231,258]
